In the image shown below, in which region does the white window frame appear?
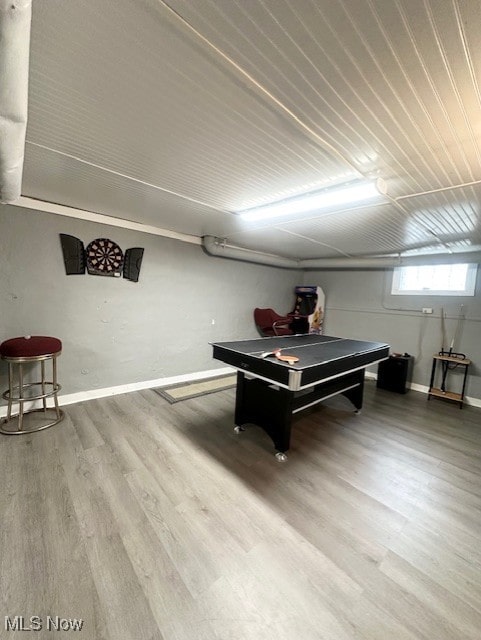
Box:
[391,263,477,296]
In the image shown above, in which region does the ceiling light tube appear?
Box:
[237,180,380,222]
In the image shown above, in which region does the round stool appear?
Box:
[0,336,64,435]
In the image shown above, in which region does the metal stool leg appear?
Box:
[52,356,61,419]
[6,362,13,422]
[41,360,47,411]
[17,363,24,433]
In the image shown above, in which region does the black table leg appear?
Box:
[233,370,366,459]
[235,373,294,456]
[341,371,364,412]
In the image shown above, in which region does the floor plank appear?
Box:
[1,380,480,639]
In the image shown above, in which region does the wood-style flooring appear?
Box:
[1,381,480,639]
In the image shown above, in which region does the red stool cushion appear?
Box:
[0,336,62,358]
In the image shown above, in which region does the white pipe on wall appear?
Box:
[202,236,481,270]
[202,235,299,269]
[0,0,32,203]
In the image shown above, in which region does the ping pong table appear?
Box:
[211,334,389,460]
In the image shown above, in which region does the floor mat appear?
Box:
[154,374,237,403]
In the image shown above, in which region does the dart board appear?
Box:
[86,238,124,276]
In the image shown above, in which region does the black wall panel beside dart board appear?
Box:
[59,234,144,282]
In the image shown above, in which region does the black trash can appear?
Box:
[377,354,414,394]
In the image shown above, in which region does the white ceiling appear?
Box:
[21,0,481,260]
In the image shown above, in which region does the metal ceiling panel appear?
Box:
[14,0,481,261]
[22,144,243,237]
[269,203,437,258]
[398,186,481,246]
[220,226,346,260]
[165,0,481,196]
[27,0,354,212]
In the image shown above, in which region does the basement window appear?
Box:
[391,263,477,296]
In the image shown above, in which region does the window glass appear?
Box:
[391,263,477,296]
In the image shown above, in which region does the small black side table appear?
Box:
[428,351,470,409]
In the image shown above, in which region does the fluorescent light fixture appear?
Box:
[237,180,380,222]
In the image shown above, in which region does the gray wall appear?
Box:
[2,205,479,404]
[0,206,300,397]
[305,268,481,401]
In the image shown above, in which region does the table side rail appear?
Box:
[213,345,389,391]
[300,347,389,387]
[212,344,291,386]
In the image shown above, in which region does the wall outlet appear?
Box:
[422,308,433,314]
